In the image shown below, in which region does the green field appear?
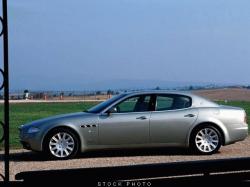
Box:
[0,102,98,149]
[0,101,249,149]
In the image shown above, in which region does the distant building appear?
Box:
[24,90,29,100]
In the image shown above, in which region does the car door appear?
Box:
[150,94,198,145]
[98,94,153,146]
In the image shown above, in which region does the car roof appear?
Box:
[123,90,194,97]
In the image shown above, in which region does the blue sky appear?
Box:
[2,0,250,90]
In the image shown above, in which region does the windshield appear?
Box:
[86,93,127,113]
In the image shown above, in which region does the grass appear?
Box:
[0,101,249,149]
[0,102,98,149]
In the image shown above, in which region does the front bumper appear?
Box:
[20,141,32,150]
[19,128,43,151]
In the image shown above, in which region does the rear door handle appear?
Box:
[184,114,195,117]
[136,116,147,120]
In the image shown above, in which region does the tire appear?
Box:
[190,125,222,155]
[44,127,79,159]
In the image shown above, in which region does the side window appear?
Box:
[172,95,192,109]
[155,94,191,111]
[113,95,151,113]
[156,96,174,111]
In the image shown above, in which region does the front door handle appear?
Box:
[136,116,147,120]
[184,114,195,117]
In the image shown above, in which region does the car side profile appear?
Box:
[19,91,249,159]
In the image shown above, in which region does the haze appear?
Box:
[2,0,250,90]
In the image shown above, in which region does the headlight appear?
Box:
[27,127,40,134]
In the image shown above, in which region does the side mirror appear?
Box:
[107,107,118,115]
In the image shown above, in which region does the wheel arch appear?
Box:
[41,125,82,152]
[188,122,226,146]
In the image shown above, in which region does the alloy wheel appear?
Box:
[49,132,75,158]
[195,128,219,153]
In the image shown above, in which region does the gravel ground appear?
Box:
[0,137,250,181]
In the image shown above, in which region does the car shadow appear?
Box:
[0,147,199,162]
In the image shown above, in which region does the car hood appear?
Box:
[21,112,96,128]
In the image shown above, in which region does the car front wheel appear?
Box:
[44,128,79,159]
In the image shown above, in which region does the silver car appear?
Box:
[19,91,249,159]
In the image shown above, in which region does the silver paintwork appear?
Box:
[19,91,249,155]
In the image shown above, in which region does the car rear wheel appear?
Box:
[44,128,79,159]
[191,125,222,154]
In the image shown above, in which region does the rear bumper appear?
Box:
[226,125,248,145]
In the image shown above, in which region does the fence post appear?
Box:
[0,0,10,183]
